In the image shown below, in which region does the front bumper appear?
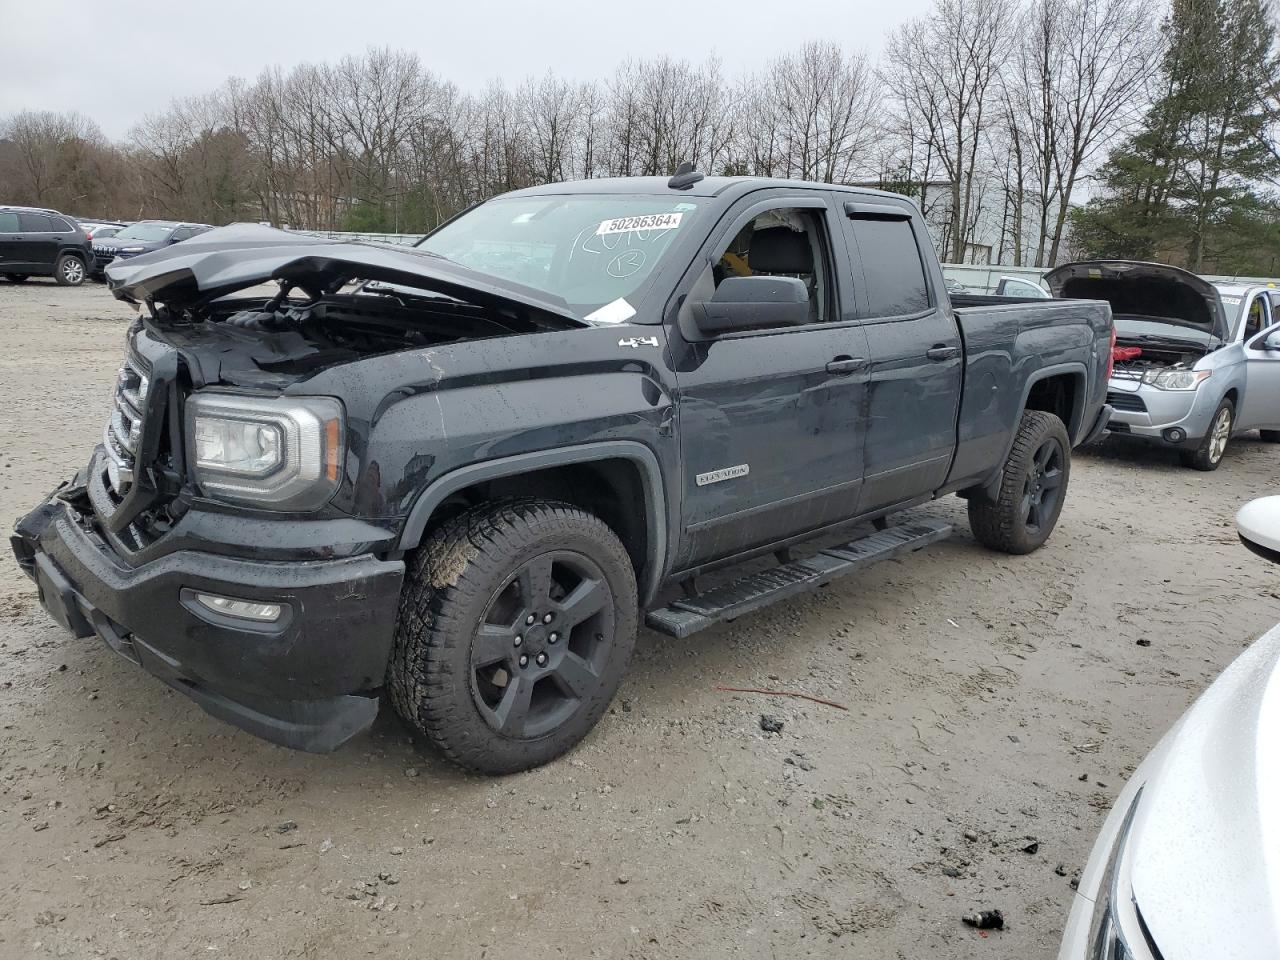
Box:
[1105,378,1218,445]
[12,486,405,752]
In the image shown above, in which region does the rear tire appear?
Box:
[54,255,86,286]
[968,410,1072,555]
[1260,430,1280,443]
[1179,399,1233,471]
[389,499,637,775]
[6,274,28,283]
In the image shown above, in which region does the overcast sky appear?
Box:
[2,0,934,140]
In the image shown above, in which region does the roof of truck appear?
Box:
[502,175,910,203]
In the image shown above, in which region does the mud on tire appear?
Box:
[388,499,638,775]
[968,410,1072,555]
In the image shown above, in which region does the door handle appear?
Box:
[826,357,867,375]
[926,345,960,362]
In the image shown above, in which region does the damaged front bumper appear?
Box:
[11,480,405,753]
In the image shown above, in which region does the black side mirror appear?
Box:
[691,276,809,335]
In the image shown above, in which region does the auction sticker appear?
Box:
[597,212,683,235]
[584,297,637,325]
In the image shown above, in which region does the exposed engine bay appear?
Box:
[149,287,576,389]
[1111,339,1209,378]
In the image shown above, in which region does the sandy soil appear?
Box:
[0,279,1277,960]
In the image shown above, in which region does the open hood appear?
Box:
[105,223,585,327]
[1044,260,1228,342]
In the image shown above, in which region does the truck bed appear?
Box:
[945,296,1113,490]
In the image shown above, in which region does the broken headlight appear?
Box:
[186,394,343,511]
[1141,368,1210,390]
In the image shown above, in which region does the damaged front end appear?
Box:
[12,224,594,752]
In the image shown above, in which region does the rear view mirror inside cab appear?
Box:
[691,275,810,335]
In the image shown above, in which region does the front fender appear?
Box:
[396,441,670,607]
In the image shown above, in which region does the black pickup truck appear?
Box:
[12,171,1113,773]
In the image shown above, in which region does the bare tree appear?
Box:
[1005,0,1155,265]
[741,41,879,182]
[1,111,110,210]
[884,0,1015,262]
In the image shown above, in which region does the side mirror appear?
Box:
[1264,331,1280,351]
[1237,496,1280,564]
[691,276,809,335]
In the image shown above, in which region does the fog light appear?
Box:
[194,593,283,622]
[1163,427,1186,443]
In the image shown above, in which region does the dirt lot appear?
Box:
[0,280,1276,960]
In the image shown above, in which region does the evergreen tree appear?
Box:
[1073,0,1280,272]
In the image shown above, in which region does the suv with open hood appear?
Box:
[1045,261,1280,470]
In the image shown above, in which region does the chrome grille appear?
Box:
[103,348,150,495]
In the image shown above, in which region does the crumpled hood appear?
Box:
[104,223,584,326]
[1044,260,1228,342]
[1126,621,1280,958]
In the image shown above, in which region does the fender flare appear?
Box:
[977,361,1090,499]
[396,440,669,605]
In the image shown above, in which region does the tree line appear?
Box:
[1,0,1276,273]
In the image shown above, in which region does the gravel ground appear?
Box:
[1,280,1277,960]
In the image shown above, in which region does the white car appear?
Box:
[1058,495,1280,959]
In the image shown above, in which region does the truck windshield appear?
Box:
[417,196,700,321]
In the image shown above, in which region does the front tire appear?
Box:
[1180,399,1233,471]
[5,274,29,283]
[968,410,1072,555]
[54,255,86,286]
[389,499,638,775]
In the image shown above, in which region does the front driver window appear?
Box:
[713,208,829,324]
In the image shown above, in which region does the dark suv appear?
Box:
[0,206,92,285]
[92,221,212,278]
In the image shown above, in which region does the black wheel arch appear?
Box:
[397,441,669,607]
[972,362,1088,501]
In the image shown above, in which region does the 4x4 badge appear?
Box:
[618,336,659,349]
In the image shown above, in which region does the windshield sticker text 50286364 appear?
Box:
[596,212,683,236]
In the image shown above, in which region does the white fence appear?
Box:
[289,230,1280,292]
[940,262,1280,294]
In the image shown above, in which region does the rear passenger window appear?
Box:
[18,213,52,232]
[0,212,18,233]
[849,217,931,318]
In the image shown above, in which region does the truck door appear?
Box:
[669,192,870,569]
[1241,314,1280,432]
[841,200,962,513]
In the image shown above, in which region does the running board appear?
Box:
[644,518,952,639]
